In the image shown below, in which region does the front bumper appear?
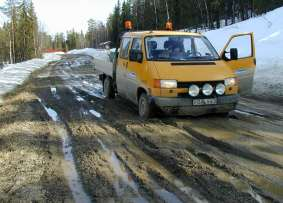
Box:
[152,94,239,116]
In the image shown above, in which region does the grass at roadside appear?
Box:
[0,63,72,201]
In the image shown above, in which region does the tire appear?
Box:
[138,93,154,119]
[103,77,115,99]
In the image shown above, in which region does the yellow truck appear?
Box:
[95,29,256,119]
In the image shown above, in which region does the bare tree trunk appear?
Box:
[165,0,170,20]
[33,31,37,57]
[9,31,13,64]
[232,0,235,24]
[11,3,16,63]
[153,0,158,29]
[203,0,210,30]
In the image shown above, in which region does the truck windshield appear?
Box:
[145,35,219,61]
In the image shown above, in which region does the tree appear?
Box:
[1,0,41,63]
[0,0,20,63]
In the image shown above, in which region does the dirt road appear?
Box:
[1,54,282,202]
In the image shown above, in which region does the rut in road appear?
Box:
[31,54,283,203]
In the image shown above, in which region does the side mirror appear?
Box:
[130,50,143,63]
[230,48,238,60]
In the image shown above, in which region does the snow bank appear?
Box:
[68,48,111,61]
[205,7,283,99]
[0,53,63,101]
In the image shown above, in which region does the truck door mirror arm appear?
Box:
[129,50,143,63]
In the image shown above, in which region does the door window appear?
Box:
[131,38,142,51]
[225,35,252,59]
[120,38,132,59]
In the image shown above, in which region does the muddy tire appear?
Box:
[138,93,154,119]
[103,77,115,99]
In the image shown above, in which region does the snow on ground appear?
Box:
[0,52,63,102]
[205,7,283,99]
[68,48,111,61]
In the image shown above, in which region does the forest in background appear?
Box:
[1,0,283,64]
[107,0,283,43]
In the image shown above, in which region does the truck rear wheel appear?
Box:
[103,77,115,99]
[138,93,154,119]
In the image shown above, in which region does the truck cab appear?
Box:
[101,31,256,119]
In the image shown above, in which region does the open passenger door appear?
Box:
[220,33,256,96]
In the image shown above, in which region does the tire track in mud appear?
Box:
[34,54,283,202]
[180,125,282,202]
[36,66,152,202]
[37,97,91,203]
[159,116,283,202]
[43,59,210,202]
[53,58,260,201]
[184,127,283,169]
[73,85,276,202]
[73,81,259,203]
[89,121,209,203]
[60,91,203,202]
[111,121,259,203]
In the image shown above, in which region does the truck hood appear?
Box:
[151,61,235,82]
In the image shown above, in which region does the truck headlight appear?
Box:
[216,83,226,95]
[202,83,214,96]
[225,78,237,86]
[160,80,177,89]
[189,85,200,97]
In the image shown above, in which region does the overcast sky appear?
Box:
[0,0,117,34]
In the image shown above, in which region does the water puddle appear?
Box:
[89,109,102,118]
[228,177,264,203]
[38,98,60,121]
[83,80,102,90]
[97,139,148,203]
[38,98,91,203]
[76,96,85,102]
[155,189,182,203]
[68,86,78,94]
[80,107,89,117]
[50,87,61,100]
[150,176,204,203]
[173,179,208,203]
[248,188,264,203]
[234,109,265,118]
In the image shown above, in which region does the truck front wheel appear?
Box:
[103,77,115,99]
[138,93,154,119]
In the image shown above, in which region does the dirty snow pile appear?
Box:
[68,48,111,61]
[0,52,63,100]
[205,7,283,99]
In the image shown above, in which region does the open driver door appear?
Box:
[220,33,256,96]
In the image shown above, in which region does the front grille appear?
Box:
[178,93,218,99]
[177,81,224,99]
[177,81,224,88]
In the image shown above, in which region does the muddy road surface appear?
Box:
[1,54,283,202]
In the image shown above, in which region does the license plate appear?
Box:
[193,98,217,106]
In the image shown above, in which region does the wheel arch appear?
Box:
[137,87,148,102]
